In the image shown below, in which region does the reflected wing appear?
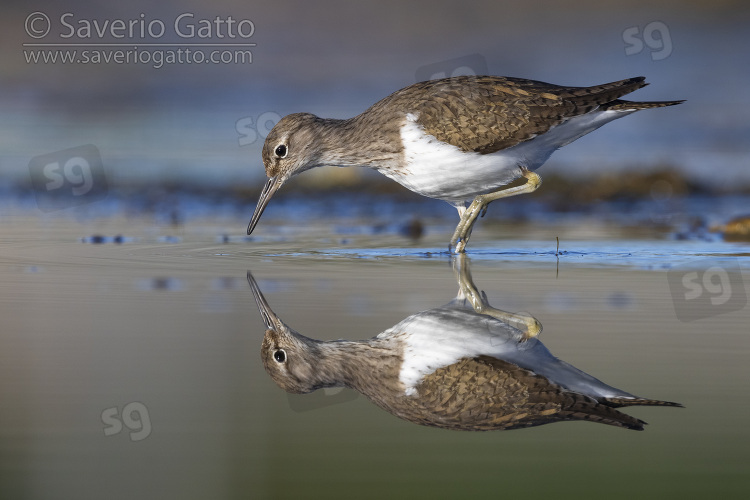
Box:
[410,355,647,431]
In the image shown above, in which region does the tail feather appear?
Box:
[603,397,684,408]
[560,394,683,431]
[451,75,683,112]
[603,99,685,111]
[562,76,648,101]
[562,76,683,115]
[560,404,648,431]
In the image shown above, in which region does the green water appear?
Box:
[1,212,748,499]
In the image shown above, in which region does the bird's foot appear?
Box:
[450,197,486,253]
[515,313,543,341]
[449,237,467,254]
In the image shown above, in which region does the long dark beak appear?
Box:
[247,176,281,235]
[247,271,279,329]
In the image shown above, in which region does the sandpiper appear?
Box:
[247,75,682,252]
[248,259,681,431]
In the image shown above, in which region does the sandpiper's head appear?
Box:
[261,327,322,394]
[248,271,323,394]
[247,112,323,235]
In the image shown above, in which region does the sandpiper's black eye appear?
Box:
[273,349,286,363]
[275,144,287,158]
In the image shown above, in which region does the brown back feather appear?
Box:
[369,75,681,154]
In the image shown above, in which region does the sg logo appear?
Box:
[623,21,673,61]
[415,53,489,83]
[43,156,94,196]
[29,144,108,212]
[668,260,747,322]
[682,267,733,306]
[236,111,282,146]
[102,401,152,442]
[287,387,358,413]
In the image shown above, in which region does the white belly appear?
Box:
[379,306,530,397]
[382,110,633,206]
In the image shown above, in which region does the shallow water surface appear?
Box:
[1,210,749,499]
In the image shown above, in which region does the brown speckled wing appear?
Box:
[398,76,651,154]
[410,355,646,431]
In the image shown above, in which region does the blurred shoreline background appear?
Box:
[1,0,749,227]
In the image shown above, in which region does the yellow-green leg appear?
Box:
[449,168,542,253]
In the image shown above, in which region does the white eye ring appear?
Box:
[275,144,288,158]
[273,349,286,363]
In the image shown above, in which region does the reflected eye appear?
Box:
[275,144,287,158]
[273,349,286,363]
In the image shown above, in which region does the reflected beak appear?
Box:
[247,176,281,235]
[247,271,279,329]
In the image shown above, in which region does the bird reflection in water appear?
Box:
[249,257,681,431]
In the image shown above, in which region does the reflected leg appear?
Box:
[452,253,542,340]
